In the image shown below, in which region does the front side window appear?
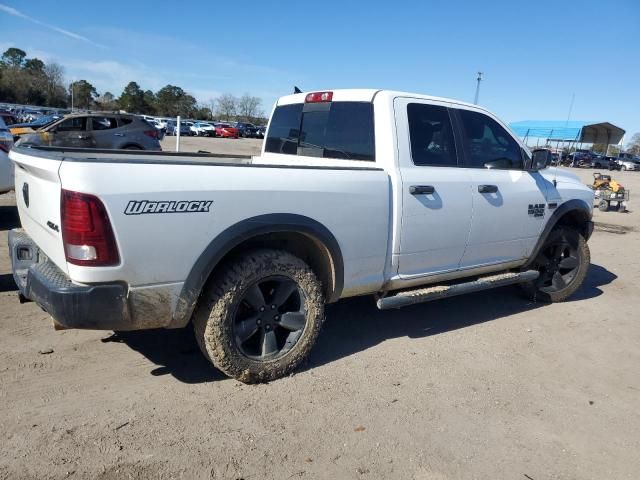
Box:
[407,103,457,166]
[55,117,87,132]
[265,102,375,161]
[458,109,523,169]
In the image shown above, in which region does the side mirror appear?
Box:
[531,149,552,171]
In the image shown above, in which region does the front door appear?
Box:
[49,117,94,148]
[453,108,549,268]
[395,98,473,277]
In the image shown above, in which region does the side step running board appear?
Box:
[376,270,539,310]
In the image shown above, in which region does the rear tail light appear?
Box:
[144,130,158,138]
[305,91,333,103]
[61,190,120,266]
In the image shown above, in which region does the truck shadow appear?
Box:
[115,263,615,384]
[0,205,20,231]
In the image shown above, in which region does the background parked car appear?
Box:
[0,116,15,193]
[235,122,259,138]
[215,123,239,138]
[618,158,640,171]
[165,120,191,136]
[0,111,18,127]
[182,121,197,136]
[15,113,162,150]
[193,121,216,137]
[591,155,606,168]
[9,114,62,139]
[255,125,266,139]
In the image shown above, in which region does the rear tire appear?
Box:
[521,227,590,302]
[193,249,325,383]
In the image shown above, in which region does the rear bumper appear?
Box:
[9,229,129,329]
[8,229,177,331]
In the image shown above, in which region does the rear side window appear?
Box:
[457,109,523,169]
[407,103,457,166]
[265,104,302,155]
[266,102,375,161]
[91,117,118,130]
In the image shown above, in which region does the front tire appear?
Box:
[193,249,325,383]
[521,227,590,302]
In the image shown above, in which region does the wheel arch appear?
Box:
[121,143,144,150]
[524,199,593,268]
[170,213,344,328]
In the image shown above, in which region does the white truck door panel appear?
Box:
[461,169,548,267]
[454,107,549,268]
[394,98,473,277]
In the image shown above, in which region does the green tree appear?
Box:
[1,47,26,68]
[96,91,118,111]
[154,85,197,117]
[24,58,45,74]
[69,80,98,109]
[117,81,146,113]
[143,90,156,114]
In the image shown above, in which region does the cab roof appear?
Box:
[276,88,488,112]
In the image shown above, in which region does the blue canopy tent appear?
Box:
[508,120,625,150]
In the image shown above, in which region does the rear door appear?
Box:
[453,107,549,267]
[394,98,473,277]
[89,115,120,148]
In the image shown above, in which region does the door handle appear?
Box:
[410,185,435,195]
[478,184,498,193]
[76,135,88,139]
[114,133,125,137]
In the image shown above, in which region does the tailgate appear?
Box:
[10,148,67,273]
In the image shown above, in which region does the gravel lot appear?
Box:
[1,165,639,479]
[160,135,263,156]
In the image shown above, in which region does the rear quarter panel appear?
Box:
[58,161,391,297]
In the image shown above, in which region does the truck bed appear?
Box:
[9,145,391,329]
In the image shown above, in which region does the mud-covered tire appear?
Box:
[598,199,609,212]
[192,249,324,383]
[521,227,590,302]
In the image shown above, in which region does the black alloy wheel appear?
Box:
[233,275,307,360]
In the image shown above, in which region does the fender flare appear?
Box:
[171,213,344,328]
[525,199,593,267]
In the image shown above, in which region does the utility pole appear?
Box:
[70,82,74,112]
[474,72,483,105]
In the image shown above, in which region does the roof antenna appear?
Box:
[293,86,302,94]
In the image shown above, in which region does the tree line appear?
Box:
[0,47,267,123]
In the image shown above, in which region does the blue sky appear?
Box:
[1,0,639,141]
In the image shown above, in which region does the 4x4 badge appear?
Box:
[22,183,29,208]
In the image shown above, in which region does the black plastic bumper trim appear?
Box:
[24,261,130,330]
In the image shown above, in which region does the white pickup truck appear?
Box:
[8,89,594,383]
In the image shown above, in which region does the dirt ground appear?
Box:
[159,135,263,156]
[1,164,639,480]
